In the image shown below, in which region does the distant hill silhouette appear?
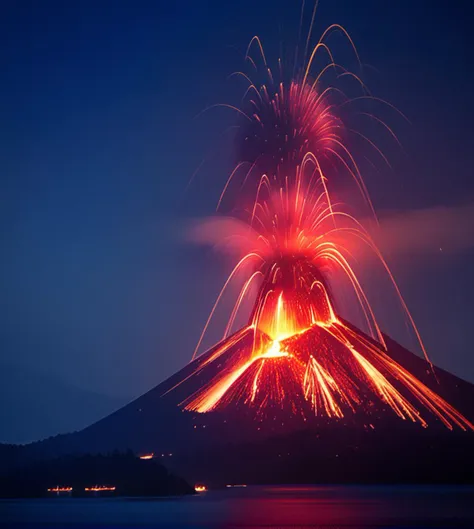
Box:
[3,327,473,484]
[0,363,127,444]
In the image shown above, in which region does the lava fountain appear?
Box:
[170,21,474,432]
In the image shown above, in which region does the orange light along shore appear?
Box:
[47,487,72,493]
[84,486,116,492]
[139,453,154,460]
[194,484,207,492]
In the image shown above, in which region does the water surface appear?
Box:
[1,485,473,528]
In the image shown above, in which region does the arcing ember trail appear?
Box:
[168,25,474,431]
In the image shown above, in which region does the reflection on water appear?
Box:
[1,485,474,528]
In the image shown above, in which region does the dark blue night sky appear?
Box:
[2,0,474,442]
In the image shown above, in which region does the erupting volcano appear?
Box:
[4,7,474,492]
[166,25,474,432]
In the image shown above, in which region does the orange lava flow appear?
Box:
[176,26,474,431]
[183,292,474,431]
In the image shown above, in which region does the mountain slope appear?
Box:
[6,325,474,483]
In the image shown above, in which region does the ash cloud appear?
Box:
[371,203,474,257]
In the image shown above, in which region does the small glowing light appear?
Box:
[194,484,207,492]
[47,487,72,492]
[84,486,116,492]
[139,453,154,460]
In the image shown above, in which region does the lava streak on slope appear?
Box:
[182,295,473,431]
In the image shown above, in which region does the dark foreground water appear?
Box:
[1,485,474,528]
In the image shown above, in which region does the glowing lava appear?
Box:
[183,293,474,431]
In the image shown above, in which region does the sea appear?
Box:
[1,485,473,528]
